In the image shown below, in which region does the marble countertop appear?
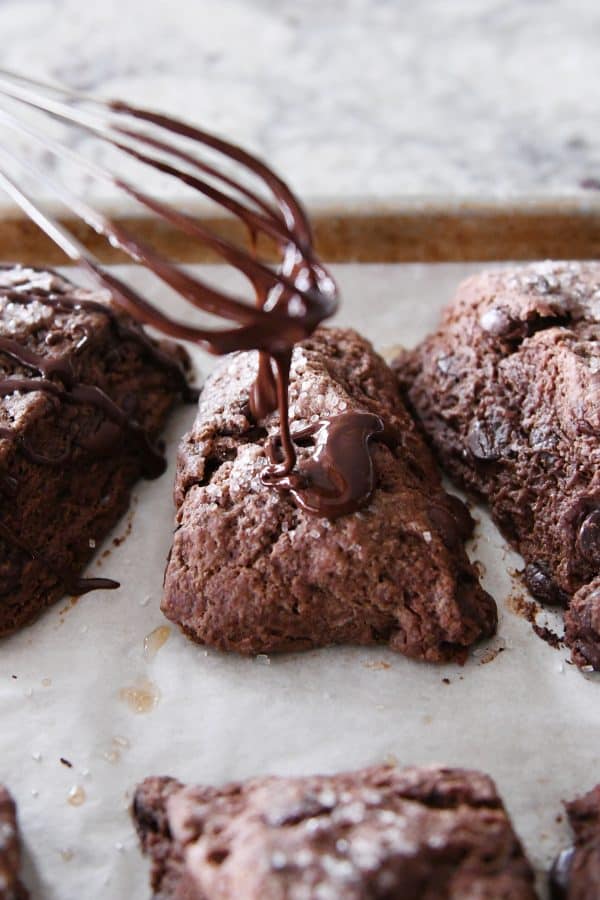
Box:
[1,0,600,202]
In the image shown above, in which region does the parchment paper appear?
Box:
[1,263,597,899]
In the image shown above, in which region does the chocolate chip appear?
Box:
[576,588,600,629]
[428,505,463,550]
[445,494,475,541]
[427,495,475,549]
[524,562,569,606]
[466,419,502,461]
[578,510,600,563]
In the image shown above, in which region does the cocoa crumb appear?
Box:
[507,592,563,649]
[479,646,505,665]
[533,623,563,649]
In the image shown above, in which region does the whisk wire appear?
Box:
[0,70,312,239]
[0,69,294,241]
[0,164,92,265]
[0,102,305,305]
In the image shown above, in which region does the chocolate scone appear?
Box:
[163,327,496,661]
[0,264,188,636]
[395,261,600,666]
[133,764,537,899]
[550,784,600,898]
[0,787,27,900]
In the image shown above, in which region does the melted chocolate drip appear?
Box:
[263,412,395,519]
[67,575,121,595]
[0,520,118,596]
[89,102,383,521]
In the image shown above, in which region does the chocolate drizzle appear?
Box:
[0,268,189,595]
[3,279,191,398]
[0,367,165,478]
[0,519,118,596]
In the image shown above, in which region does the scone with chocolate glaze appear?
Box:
[0,265,189,636]
[133,764,538,900]
[163,326,496,661]
[0,787,27,900]
[395,261,599,668]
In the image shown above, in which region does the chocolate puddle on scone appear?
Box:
[162,327,497,661]
[395,261,600,671]
[0,264,189,637]
[132,764,538,900]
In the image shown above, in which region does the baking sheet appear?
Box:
[1,262,598,899]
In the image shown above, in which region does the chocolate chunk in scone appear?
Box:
[0,265,189,636]
[133,764,537,900]
[163,326,496,661]
[551,784,600,898]
[0,786,27,900]
[395,261,600,668]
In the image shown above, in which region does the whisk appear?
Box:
[0,68,338,476]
